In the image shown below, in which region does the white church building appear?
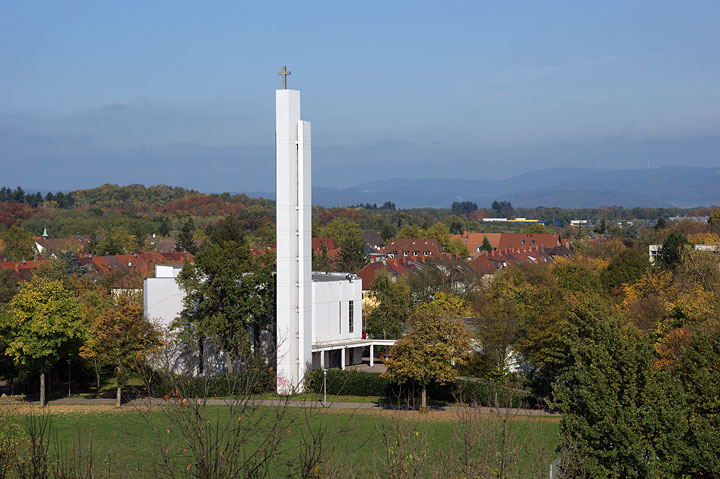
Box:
[144,68,394,394]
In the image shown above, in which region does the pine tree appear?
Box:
[176,218,197,254]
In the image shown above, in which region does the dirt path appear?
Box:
[0,398,559,422]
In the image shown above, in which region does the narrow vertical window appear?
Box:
[349,300,354,333]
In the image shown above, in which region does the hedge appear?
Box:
[145,369,276,398]
[305,369,537,408]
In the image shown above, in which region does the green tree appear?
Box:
[471,298,521,380]
[383,293,472,409]
[315,218,362,247]
[422,222,451,250]
[177,217,274,370]
[336,235,368,273]
[479,235,492,253]
[601,249,648,292]
[0,269,18,304]
[659,230,689,269]
[92,226,136,255]
[523,223,552,234]
[1,277,87,406]
[175,218,197,254]
[444,237,469,257]
[157,217,171,237]
[451,201,478,216]
[491,200,513,218]
[551,301,687,477]
[0,225,35,261]
[366,271,411,339]
[395,224,423,239]
[674,319,720,476]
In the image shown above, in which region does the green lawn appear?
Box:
[1,405,560,477]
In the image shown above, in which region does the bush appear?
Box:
[306,368,390,397]
[146,368,276,398]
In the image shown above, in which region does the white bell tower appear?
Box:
[275,67,312,394]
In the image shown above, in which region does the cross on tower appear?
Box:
[278,66,291,89]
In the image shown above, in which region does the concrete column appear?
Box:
[320,350,325,369]
[341,348,346,370]
[370,344,374,367]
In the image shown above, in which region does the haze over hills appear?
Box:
[247,166,720,209]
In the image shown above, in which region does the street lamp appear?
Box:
[322,369,327,407]
[67,359,72,397]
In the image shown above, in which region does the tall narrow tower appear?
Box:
[275,69,312,394]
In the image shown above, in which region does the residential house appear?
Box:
[383,238,442,260]
[452,232,562,257]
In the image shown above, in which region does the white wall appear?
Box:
[143,265,184,330]
[311,275,363,345]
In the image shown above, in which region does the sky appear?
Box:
[1,1,719,193]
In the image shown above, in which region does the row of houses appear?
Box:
[0,251,193,282]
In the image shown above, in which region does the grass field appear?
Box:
[0,403,560,478]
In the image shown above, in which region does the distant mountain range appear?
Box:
[262,166,718,209]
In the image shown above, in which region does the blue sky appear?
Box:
[1,1,719,192]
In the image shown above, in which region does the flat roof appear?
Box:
[312,272,357,283]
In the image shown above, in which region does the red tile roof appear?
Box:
[357,257,423,289]
[452,232,560,257]
[383,238,442,260]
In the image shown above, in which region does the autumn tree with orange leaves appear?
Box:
[80,296,161,406]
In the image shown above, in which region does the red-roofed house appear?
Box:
[383,238,442,260]
[452,232,560,257]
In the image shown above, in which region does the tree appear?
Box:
[551,301,687,477]
[383,293,472,409]
[312,244,333,272]
[157,217,171,237]
[177,217,275,370]
[336,235,368,273]
[0,269,18,304]
[709,210,720,234]
[655,216,668,231]
[601,249,648,292]
[423,222,451,250]
[479,235,492,253]
[451,201,478,216]
[523,223,552,234]
[444,237,469,257]
[0,225,35,260]
[471,298,521,380]
[1,277,86,406]
[658,230,689,269]
[175,218,197,254]
[80,296,161,406]
[490,200,513,218]
[366,271,411,339]
[315,218,362,247]
[92,226,136,255]
[395,224,423,239]
[673,319,720,476]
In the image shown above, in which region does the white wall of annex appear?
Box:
[144,276,184,330]
[311,279,363,344]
